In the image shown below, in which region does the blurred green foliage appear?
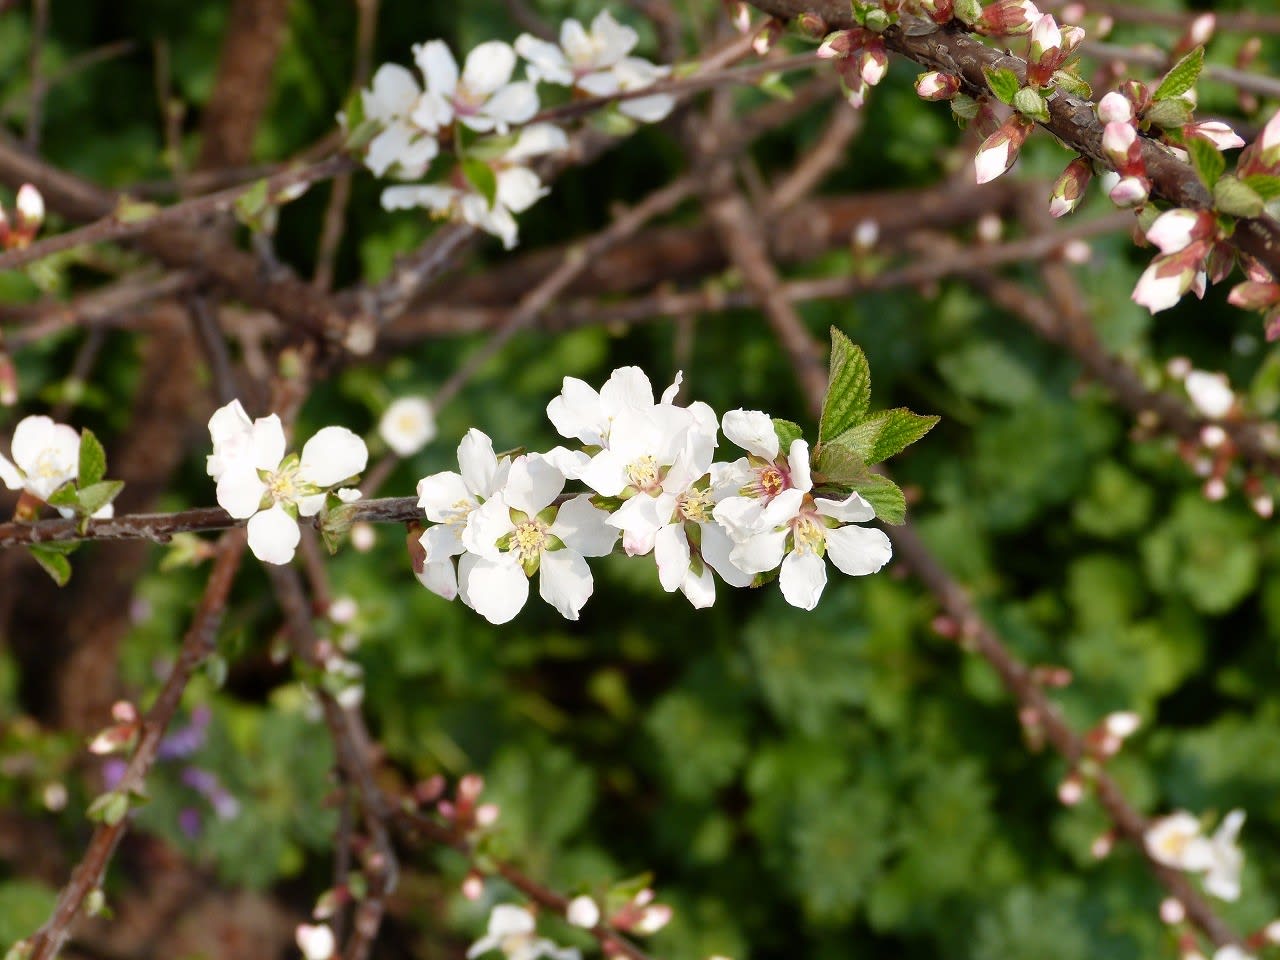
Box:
[2,1,1280,958]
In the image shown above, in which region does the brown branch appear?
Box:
[743,1,1280,278]
[26,529,246,960]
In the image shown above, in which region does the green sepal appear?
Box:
[819,327,872,443]
[1144,97,1193,130]
[1012,86,1050,123]
[1153,46,1204,101]
[79,428,107,486]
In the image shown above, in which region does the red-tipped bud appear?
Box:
[859,43,888,86]
[915,70,961,100]
[977,0,1041,36]
[1049,156,1092,217]
[1228,280,1280,312]
[816,30,857,60]
[1145,208,1215,255]
[974,114,1035,184]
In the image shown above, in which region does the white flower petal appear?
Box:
[826,524,893,576]
[10,415,55,469]
[484,82,539,130]
[600,366,655,412]
[300,426,368,488]
[417,470,471,520]
[779,549,827,610]
[654,522,690,592]
[208,400,252,447]
[504,454,564,515]
[246,504,301,565]
[420,522,464,562]
[551,495,618,557]
[516,35,573,85]
[679,563,716,608]
[730,528,788,575]
[591,10,639,64]
[815,492,876,522]
[547,377,606,444]
[363,64,421,121]
[462,41,517,97]
[466,555,530,625]
[700,521,754,587]
[416,558,458,600]
[462,495,515,559]
[381,183,457,212]
[786,439,811,492]
[506,123,570,162]
[0,453,22,490]
[618,93,675,123]
[495,166,547,215]
[216,465,268,519]
[722,409,779,459]
[538,548,593,620]
[578,448,630,497]
[250,415,287,472]
[415,40,459,98]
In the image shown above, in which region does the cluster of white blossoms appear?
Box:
[1145,808,1245,901]
[207,400,368,565]
[414,367,893,625]
[358,11,675,249]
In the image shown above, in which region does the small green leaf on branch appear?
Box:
[1214,175,1265,218]
[462,158,498,209]
[982,66,1021,106]
[79,428,106,486]
[1188,137,1225,189]
[1153,46,1204,101]
[772,418,804,450]
[28,544,72,586]
[76,480,124,517]
[1012,86,1050,123]
[86,790,129,826]
[819,327,871,443]
[827,408,940,465]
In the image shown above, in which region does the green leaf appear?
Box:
[79,428,106,486]
[1242,173,1280,202]
[756,71,793,101]
[848,473,907,525]
[461,158,498,209]
[1153,46,1204,101]
[28,545,72,586]
[819,327,871,443]
[86,790,129,826]
[814,436,867,485]
[1012,86,1049,123]
[772,418,804,451]
[828,408,940,465]
[232,179,271,230]
[45,482,79,508]
[1214,174,1264,218]
[1188,136,1225,189]
[76,480,124,516]
[1144,97,1193,130]
[982,66,1021,106]
[1050,69,1090,98]
[113,196,160,224]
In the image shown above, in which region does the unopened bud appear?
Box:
[915,70,961,101]
[752,19,783,55]
[567,895,601,929]
[977,0,1040,36]
[15,184,43,233]
[1090,830,1115,859]
[976,213,1002,244]
[974,115,1034,184]
[1185,13,1215,48]
[1253,493,1274,518]
[1104,711,1141,740]
[1204,477,1227,501]
[1058,775,1084,805]
[351,522,376,551]
[853,219,879,250]
[475,802,500,827]
[1109,175,1150,208]
[1049,156,1093,218]
[458,773,485,803]
[1200,424,1227,448]
[1160,897,1187,925]
[796,13,826,36]
[1061,240,1091,264]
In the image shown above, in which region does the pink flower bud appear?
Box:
[1029,14,1062,61]
[1200,425,1227,448]
[458,772,485,802]
[974,115,1034,184]
[1228,280,1280,311]
[1061,240,1092,263]
[475,802,501,827]
[817,30,856,59]
[915,70,961,100]
[1109,175,1149,207]
[15,184,43,233]
[1097,91,1132,124]
[1186,12,1215,48]
[859,45,888,87]
[1058,774,1083,805]
[1185,120,1244,151]
[1145,208,1213,255]
[978,0,1042,36]
[1049,156,1092,217]
[1204,476,1227,500]
[919,0,955,23]
[1102,120,1136,161]
[1091,831,1115,859]
[461,872,485,900]
[1132,251,1195,312]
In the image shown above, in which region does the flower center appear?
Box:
[626,454,659,492]
[789,509,826,556]
[752,462,790,501]
[266,466,299,503]
[443,497,474,528]
[510,517,549,562]
[677,487,713,524]
[30,450,67,480]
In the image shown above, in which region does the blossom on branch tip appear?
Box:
[1146,811,1214,871]
[976,0,1042,36]
[1203,809,1245,901]
[207,400,368,565]
[468,905,580,960]
[0,414,81,503]
[1185,370,1235,419]
[516,11,637,86]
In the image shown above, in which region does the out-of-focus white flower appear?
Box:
[1203,809,1245,901]
[412,40,538,135]
[1213,947,1253,960]
[0,414,81,502]
[566,895,600,929]
[467,904,581,960]
[1145,811,1214,871]
[460,454,617,623]
[1185,370,1235,419]
[360,64,441,178]
[207,400,368,565]
[380,396,437,456]
[382,124,568,249]
[516,11,638,86]
[416,429,512,601]
[296,923,336,960]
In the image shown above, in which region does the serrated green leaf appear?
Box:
[28,545,71,586]
[982,66,1021,106]
[1051,69,1091,98]
[1153,46,1203,101]
[77,480,124,516]
[1144,97,1193,130]
[772,418,804,451]
[850,473,906,525]
[820,327,871,443]
[45,482,79,508]
[461,158,498,209]
[1214,175,1264,218]
[79,428,106,486]
[830,408,940,465]
[1012,86,1049,123]
[1188,136,1225,189]
[815,436,867,484]
[1242,173,1280,202]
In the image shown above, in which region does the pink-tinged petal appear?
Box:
[1145,208,1201,255]
[417,470,470,520]
[551,494,618,557]
[462,495,515,559]
[484,82,539,131]
[415,40,459,97]
[654,523,690,592]
[1132,257,1191,313]
[779,550,827,610]
[721,409,779,459]
[826,524,893,576]
[466,554,530,625]
[504,454,565,515]
[420,522,464,562]
[1096,91,1132,124]
[547,376,606,445]
[1186,120,1244,151]
[786,439,812,492]
[815,491,876,522]
[300,427,368,487]
[700,521,754,587]
[607,493,661,542]
[599,366,655,413]
[462,41,516,97]
[416,559,458,600]
[246,504,301,565]
[679,564,716,608]
[729,529,788,575]
[538,548,593,620]
[216,465,268,519]
[0,453,22,490]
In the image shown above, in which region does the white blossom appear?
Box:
[360,64,440,178]
[566,895,600,929]
[296,923,336,960]
[1203,809,1245,901]
[207,400,368,565]
[461,454,617,624]
[1185,370,1235,419]
[380,396,437,456]
[468,904,580,960]
[516,11,638,86]
[1145,811,1215,872]
[412,40,538,135]
[0,414,81,502]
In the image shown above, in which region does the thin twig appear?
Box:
[26,0,49,150]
